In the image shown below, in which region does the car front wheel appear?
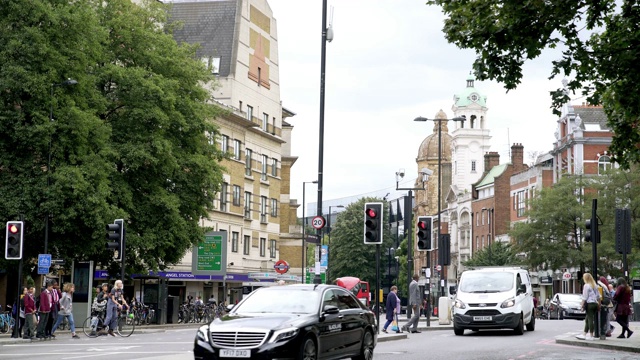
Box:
[299,336,317,360]
[354,330,374,360]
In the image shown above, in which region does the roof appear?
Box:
[574,106,609,130]
[453,74,487,108]
[475,163,508,187]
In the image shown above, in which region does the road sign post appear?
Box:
[192,231,228,275]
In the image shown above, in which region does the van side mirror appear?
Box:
[450,287,457,295]
[517,284,526,295]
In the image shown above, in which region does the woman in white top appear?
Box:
[576,273,601,340]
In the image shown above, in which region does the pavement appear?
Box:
[555,322,640,354]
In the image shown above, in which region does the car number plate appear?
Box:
[473,316,492,321]
[219,349,251,358]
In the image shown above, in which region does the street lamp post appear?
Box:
[302,180,318,282]
[414,115,465,299]
[46,78,78,254]
[326,204,344,283]
[396,168,432,322]
[223,262,234,306]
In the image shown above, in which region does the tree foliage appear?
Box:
[427,0,640,168]
[0,0,225,276]
[462,241,521,267]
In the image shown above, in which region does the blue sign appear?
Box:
[37,266,49,275]
[321,245,328,267]
[38,254,52,267]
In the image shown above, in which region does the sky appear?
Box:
[268,0,573,216]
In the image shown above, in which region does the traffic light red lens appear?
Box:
[366,208,377,218]
[8,224,18,234]
[418,221,426,229]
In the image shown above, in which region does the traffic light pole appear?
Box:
[121,226,126,281]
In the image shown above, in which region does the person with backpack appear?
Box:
[598,276,614,339]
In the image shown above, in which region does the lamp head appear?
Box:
[396,168,405,182]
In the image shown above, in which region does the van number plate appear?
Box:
[473,316,492,321]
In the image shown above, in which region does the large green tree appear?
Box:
[462,241,521,267]
[0,0,225,275]
[428,0,640,168]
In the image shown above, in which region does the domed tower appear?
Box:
[414,109,453,221]
[450,73,492,190]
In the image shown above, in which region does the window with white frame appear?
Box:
[260,196,267,223]
[598,155,612,174]
[481,211,485,225]
[271,158,277,177]
[243,235,250,255]
[471,160,477,172]
[232,232,239,252]
[262,113,269,131]
[233,140,241,160]
[517,190,526,217]
[261,155,268,181]
[221,135,229,153]
[245,148,252,176]
[247,105,253,121]
[244,192,252,219]
[270,198,278,217]
[260,237,266,257]
[220,183,228,212]
[233,185,241,206]
[269,239,276,258]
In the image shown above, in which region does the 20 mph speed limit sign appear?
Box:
[311,216,326,230]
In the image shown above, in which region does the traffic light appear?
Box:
[416,216,432,251]
[5,221,24,260]
[615,208,631,254]
[439,234,451,266]
[363,202,383,244]
[584,219,592,242]
[106,219,124,262]
[584,217,600,243]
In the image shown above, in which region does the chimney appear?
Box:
[484,152,500,171]
[511,143,524,170]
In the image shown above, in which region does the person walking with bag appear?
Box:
[52,283,80,339]
[576,273,600,340]
[382,286,402,333]
[613,277,633,338]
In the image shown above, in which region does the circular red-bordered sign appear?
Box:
[311,216,326,230]
[274,260,290,274]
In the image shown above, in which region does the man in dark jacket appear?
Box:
[36,281,53,339]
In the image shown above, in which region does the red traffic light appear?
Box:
[417,221,427,230]
[366,208,378,218]
[8,224,19,234]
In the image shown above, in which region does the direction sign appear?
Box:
[311,216,326,230]
[37,266,49,275]
[38,254,52,268]
[192,231,227,275]
[273,260,290,274]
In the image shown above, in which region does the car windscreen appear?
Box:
[234,288,321,314]
[459,272,514,293]
[558,294,582,304]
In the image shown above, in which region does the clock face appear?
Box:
[470,94,479,102]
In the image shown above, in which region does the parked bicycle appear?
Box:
[0,311,15,334]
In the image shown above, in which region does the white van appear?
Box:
[450,267,535,336]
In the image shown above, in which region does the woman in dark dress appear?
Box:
[613,277,633,338]
[382,286,401,333]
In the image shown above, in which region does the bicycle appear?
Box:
[0,311,15,334]
[82,307,134,337]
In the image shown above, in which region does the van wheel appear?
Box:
[454,327,464,336]
[514,316,524,335]
[526,312,535,331]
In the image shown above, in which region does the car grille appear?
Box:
[468,303,498,307]
[210,331,268,349]
[466,309,501,316]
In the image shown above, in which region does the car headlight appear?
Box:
[269,327,299,343]
[500,297,515,308]
[454,299,466,309]
[196,325,209,342]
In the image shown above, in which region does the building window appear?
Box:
[271,158,277,177]
[262,113,269,131]
[232,232,239,253]
[244,192,252,219]
[261,155,268,181]
[471,160,477,172]
[598,155,612,174]
[247,105,253,121]
[481,211,485,225]
[270,198,278,217]
[221,135,229,153]
[270,239,276,258]
[233,140,241,160]
[233,185,241,206]
[260,196,267,223]
[476,213,479,226]
[207,132,215,146]
[220,182,228,212]
[245,148,252,176]
[243,235,250,255]
[517,190,526,217]
[260,237,266,257]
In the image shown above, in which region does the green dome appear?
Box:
[453,74,487,107]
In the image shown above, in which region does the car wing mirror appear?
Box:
[226,304,234,312]
[322,305,339,315]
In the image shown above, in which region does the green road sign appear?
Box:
[305,270,326,284]
[192,231,227,275]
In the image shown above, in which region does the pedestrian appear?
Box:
[575,273,600,340]
[90,283,109,336]
[104,280,128,337]
[46,279,61,338]
[533,296,539,317]
[36,281,53,339]
[402,274,421,334]
[23,287,37,340]
[17,287,27,338]
[382,286,402,333]
[613,277,633,339]
[52,283,80,339]
[597,276,614,338]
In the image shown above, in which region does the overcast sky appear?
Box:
[268,0,574,216]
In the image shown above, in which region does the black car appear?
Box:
[548,293,585,320]
[194,284,377,360]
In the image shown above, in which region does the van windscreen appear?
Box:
[460,272,514,293]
